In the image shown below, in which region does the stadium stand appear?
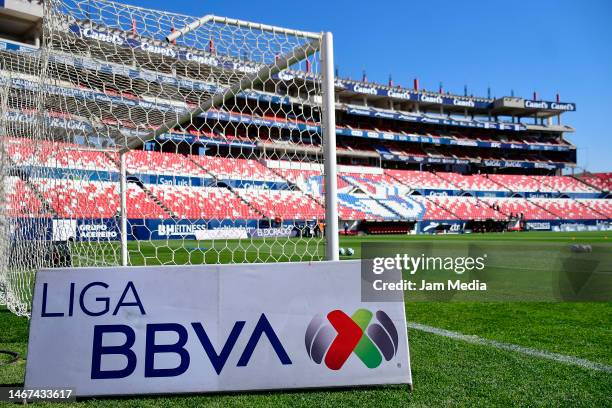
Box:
[238,190,325,220]
[481,198,558,220]
[126,187,170,219]
[578,198,612,218]
[488,174,597,193]
[124,150,202,176]
[34,179,118,219]
[149,186,261,220]
[576,173,611,192]
[434,172,504,192]
[1,4,609,235]
[4,134,610,227]
[194,156,285,182]
[6,138,116,170]
[386,169,455,190]
[5,177,45,217]
[337,194,392,220]
[429,196,503,220]
[530,198,609,220]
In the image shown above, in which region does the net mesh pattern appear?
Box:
[0,0,327,316]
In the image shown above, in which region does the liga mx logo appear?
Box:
[305,309,398,370]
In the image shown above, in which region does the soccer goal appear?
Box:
[0,0,338,317]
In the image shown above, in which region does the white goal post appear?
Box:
[0,0,338,317]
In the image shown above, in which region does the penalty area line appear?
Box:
[408,322,612,374]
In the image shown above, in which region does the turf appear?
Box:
[0,231,610,407]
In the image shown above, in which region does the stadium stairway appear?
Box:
[481,174,513,193]
[186,156,266,218]
[5,155,58,218]
[134,179,178,219]
[104,151,178,219]
[518,196,560,219]
[385,171,459,220]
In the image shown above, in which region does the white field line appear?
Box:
[408,322,612,374]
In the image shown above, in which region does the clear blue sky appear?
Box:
[124,0,611,172]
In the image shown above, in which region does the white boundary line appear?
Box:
[408,322,612,374]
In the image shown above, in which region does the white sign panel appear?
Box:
[193,228,248,240]
[25,261,411,396]
[51,219,77,242]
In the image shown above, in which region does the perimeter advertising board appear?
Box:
[25,261,411,396]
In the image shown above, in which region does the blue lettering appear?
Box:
[68,282,75,317]
[91,325,136,379]
[112,281,146,315]
[191,321,245,375]
[89,314,290,379]
[144,323,190,377]
[41,282,63,317]
[237,314,292,367]
[79,282,109,316]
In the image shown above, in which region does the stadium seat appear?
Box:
[237,190,325,220]
[531,198,608,220]
[125,150,203,176]
[488,174,597,193]
[6,137,116,171]
[5,176,45,217]
[195,156,285,182]
[577,173,611,191]
[577,199,612,218]
[385,169,455,190]
[481,197,557,220]
[435,172,505,192]
[427,196,504,220]
[148,185,260,220]
[410,196,458,220]
[33,179,120,218]
[5,138,610,224]
[337,194,392,220]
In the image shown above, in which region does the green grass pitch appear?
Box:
[0,231,610,407]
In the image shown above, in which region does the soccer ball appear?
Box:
[346,248,355,256]
[339,247,346,256]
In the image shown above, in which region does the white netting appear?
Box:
[0,0,329,316]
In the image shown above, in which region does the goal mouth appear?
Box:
[1,0,338,317]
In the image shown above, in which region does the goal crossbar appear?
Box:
[166,15,322,43]
[126,36,322,151]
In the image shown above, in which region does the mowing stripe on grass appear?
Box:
[408,322,612,374]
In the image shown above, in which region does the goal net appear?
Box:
[0,0,334,317]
